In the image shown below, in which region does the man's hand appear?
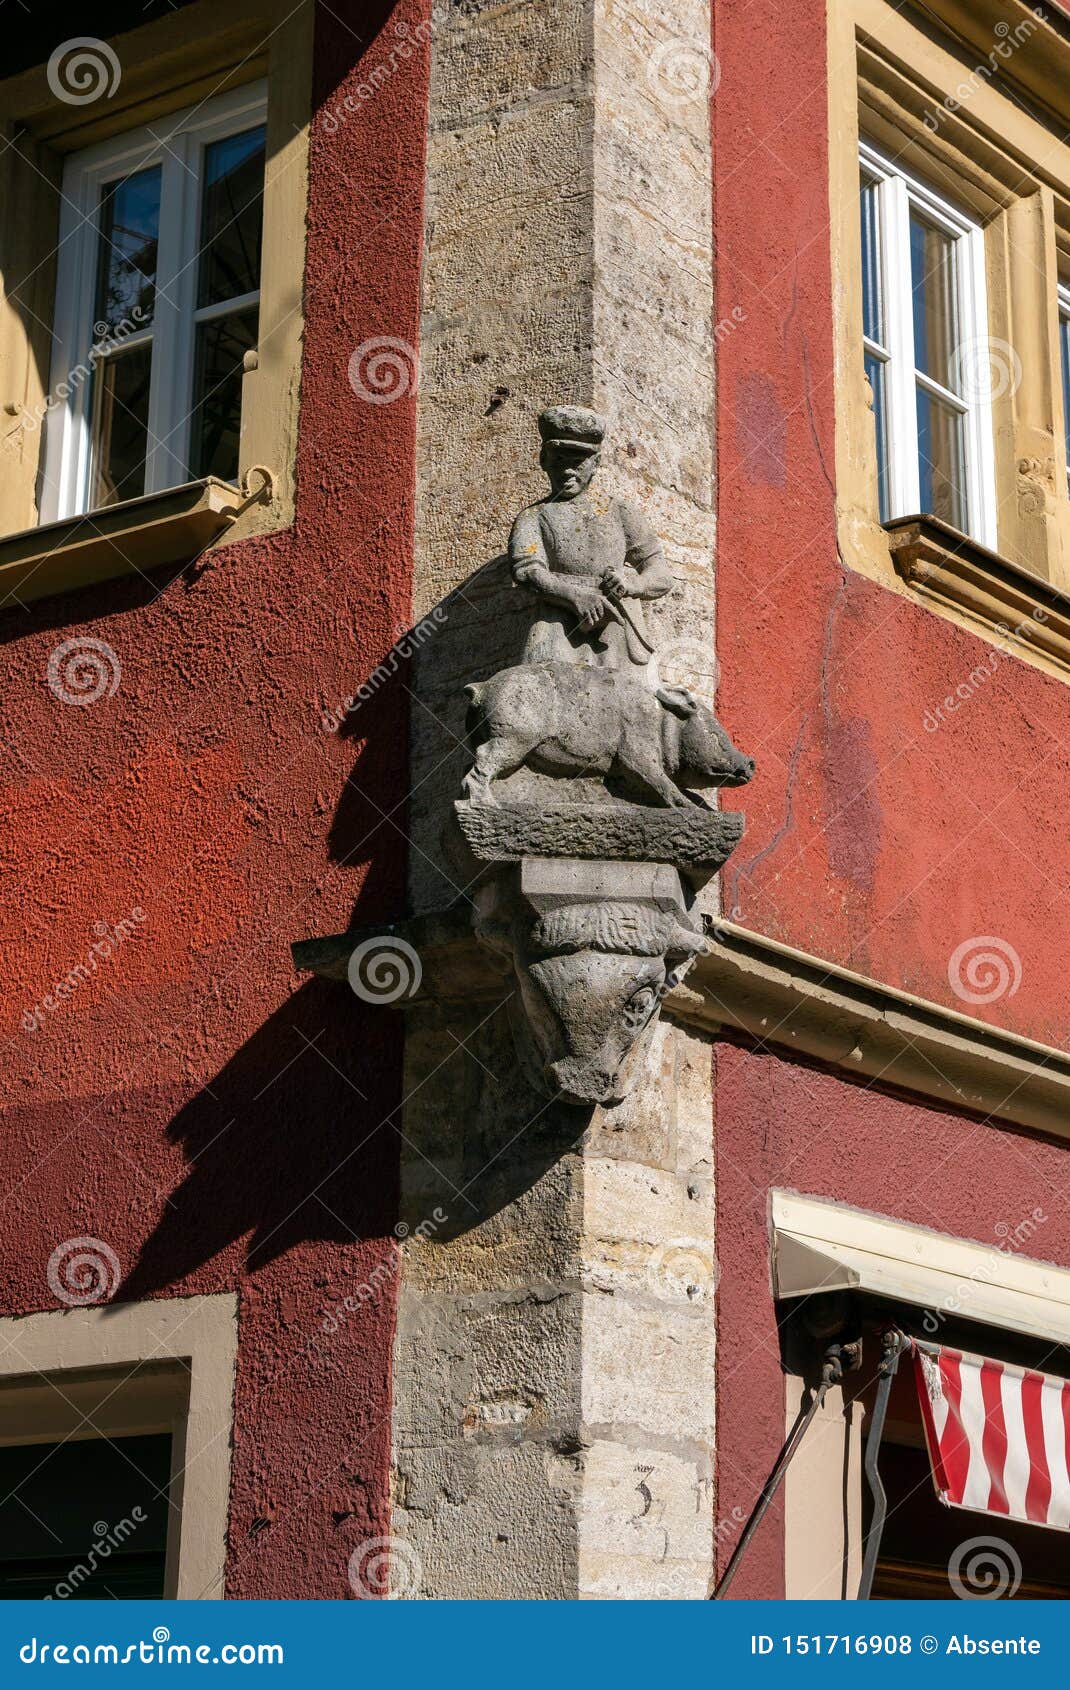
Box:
[602,566,642,599]
[571,585,610,632]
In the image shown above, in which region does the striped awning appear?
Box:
[913,1340,1070,1532]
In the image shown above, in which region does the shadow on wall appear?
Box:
[329,552,529,919]
[117,979,402,1300]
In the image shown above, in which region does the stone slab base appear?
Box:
[455,800,744,872]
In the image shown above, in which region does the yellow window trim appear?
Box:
[0,0,311,578]
[0,477,263,611]
[828,0,1070,683]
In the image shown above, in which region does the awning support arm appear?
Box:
[857,1328,907,1601]
[709,1339,859,1599]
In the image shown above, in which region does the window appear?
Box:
[40,82,267,524]
[0,1433,173,1599]
[1059,283,1070,496]
[858,141,996,550]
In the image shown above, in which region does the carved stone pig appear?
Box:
[463,661,755,807]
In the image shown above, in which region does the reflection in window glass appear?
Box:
[197,126,266,309]
[860,173,883,346]
[864,352,889,522]
[91,342,154,507]
[95,167,162,331]
[190,308,258,481]
[910,214,959,391]
[916,384,966,532]
[1060,301,1070,492]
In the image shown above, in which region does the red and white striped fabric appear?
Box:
[912,1340,1070,1532]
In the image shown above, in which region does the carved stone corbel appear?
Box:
[451,404,754,1106]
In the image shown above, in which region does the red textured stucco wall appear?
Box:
[712,0,1070,1597]
[0,0,429,1598]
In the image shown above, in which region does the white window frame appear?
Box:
[40,80,267,526]
[1058,281,1070,496]
[859,139,997,552]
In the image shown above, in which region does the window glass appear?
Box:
[197,126,266,309]
[916,385,966,531]
[95,166,162,331]
[47,92,267,521]
[860,172,884,346]
[1054,300,1061,490]
[0,1433,171,1599]
[190,306,258,481]
[864,351,889,522]
[91,342,154,507]
[910,214,959,392]
[858,144,994,545]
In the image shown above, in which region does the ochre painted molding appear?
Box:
[665,920,1070,1139]
[0,479,249,610]
[885,513,1070,676]
[296,907,1070,1138]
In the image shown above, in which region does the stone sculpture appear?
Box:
[456,404,754,1107]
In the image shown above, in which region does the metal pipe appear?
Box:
[710,1341,856,1599]
[857,1329,907,1601]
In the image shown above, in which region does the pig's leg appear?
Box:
[615,733,692,807]
[461,736,532,806]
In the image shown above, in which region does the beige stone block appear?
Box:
[581,1295,715,1443]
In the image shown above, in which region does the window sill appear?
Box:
[0,478,247,612]
[885,514,1070,677]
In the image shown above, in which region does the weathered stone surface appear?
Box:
[469,857,706,1107]
[462,659,753,808]
[392,0,720,1602]
[456,799,744,870]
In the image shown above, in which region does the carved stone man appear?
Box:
[510,406,672,671]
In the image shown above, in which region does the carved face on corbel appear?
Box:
[477,887,707,1106]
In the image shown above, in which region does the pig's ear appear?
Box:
[655,684,697,719]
